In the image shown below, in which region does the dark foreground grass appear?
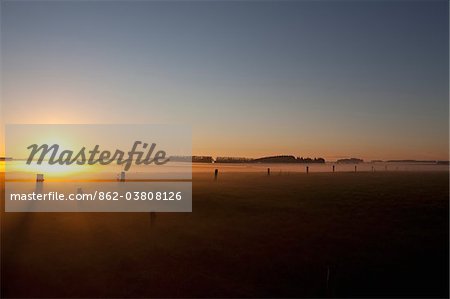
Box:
[1,171,448,298]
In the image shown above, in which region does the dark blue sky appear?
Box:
[1,0,448,159]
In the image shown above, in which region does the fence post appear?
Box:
[118,171,125,182]
[36,174,44,182]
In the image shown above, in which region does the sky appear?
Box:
[1,0,448,160]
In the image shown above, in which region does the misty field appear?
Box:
[1,171,448,298]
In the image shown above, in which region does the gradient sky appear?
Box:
[1,0,448,160]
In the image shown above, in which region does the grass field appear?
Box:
[1,171,448,297]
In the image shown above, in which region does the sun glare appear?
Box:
[8,161,96,178]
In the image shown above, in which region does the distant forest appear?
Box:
[250,155,325,164]
[170,156,446,164]
[336,158,364,164]
[170,155,326,163]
